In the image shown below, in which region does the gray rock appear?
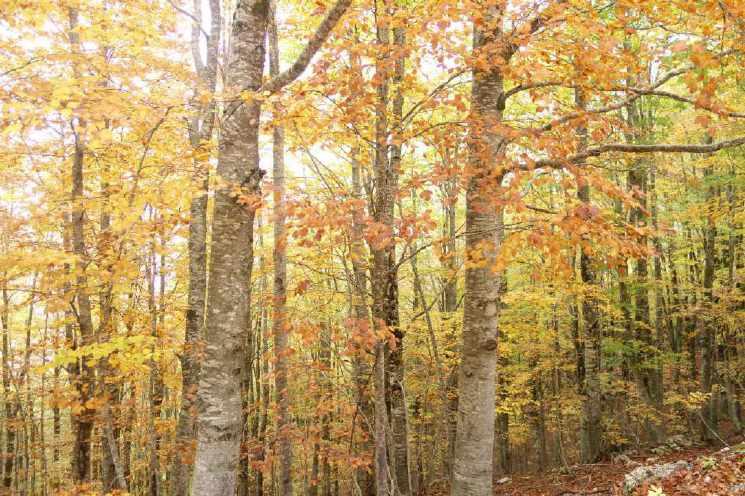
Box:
[623,460,691,495]
[667,434,693,448]
[731,483,745,495]
[612,454,635,466]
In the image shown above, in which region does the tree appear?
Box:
[191,1,351,493]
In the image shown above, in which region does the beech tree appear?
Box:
[190,0,351,493]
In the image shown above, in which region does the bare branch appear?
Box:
[507,0,569,56]
[533,135,745,169]
[400,70,468,126]
[502,80,567,103]
[222,0,351,121]
[166,0,210,46]
[622,87,745,119]
[262,0,352,93]
[529,65,692,134]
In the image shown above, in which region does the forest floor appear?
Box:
[487,436,745,496]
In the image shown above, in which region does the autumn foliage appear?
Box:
[0,0,744,495]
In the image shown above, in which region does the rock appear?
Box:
[667,434,693,448]
[623,460,691,495]
[730,482,745,495]
[613,453,634,465]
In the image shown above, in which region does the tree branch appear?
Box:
[528,65,692,134]
[507,0,568,56]
[262,0,352,94]
[501,80,567,103]
[222,0,351,122]
[533,136,745,169]
[166,0,211,45]
[622,87,745,119]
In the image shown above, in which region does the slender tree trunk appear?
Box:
[269,3,293,492]
[97,142,128,494]
[626,92,665,443]
[65,8,97,485]
[373,341,390,496]
[725,175,743,432]
[493,361,510,477]
[530,370,548,469]
[239,304,255,496]
[650,162,665,407]
[148,233,166,496]
[21,276,36,496]
[451,6,506,494]
[370,6,394,496]
[700,160,718,443]
[174,0,220,493]
[40,310,49,496]
[346,32,374,492]
[52,319,62,492]
[685,227,700,383]
[349,151,375,496]
[410,236,448,480]
[387,22,410,496]
[318,323,332,496]
[442,174,459,480]
[258,288,271,496]
[575,88,602,464]
[1,285,15,491]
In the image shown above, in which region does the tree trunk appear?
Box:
[373,341,390,496]
[191,0,350,490]
[451,6,506,494]
[387,22,410,496]
[370,5,395,496]
[148,235,166,496]
[349,151,375,496]
[269,2,293,492]
[173,0,220,493]
[725,175,743,432]
[626,91,664,443]
[67,8,96,485]
[576,88,602,464]
[21,276,36,495]
[700,160,718,443]
[650,161,665,408]
[190,0,267,492]
[1,285,15,491]
[174,168,208,494]
[442,156,460,481]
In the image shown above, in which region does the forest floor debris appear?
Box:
[486,440,744,496]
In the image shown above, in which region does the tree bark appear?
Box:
[387,21,410,496]
[66,8,96,485]
[373,341,390,496]
[349,150,375,496]
[451,5,506,494]
[700,158,718,443]
[1,285,15,491]
[190,1,268,493]
[174,0,219,489]
[575,88,603,464]
[269,2,293,492]
[370,5,395,496]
